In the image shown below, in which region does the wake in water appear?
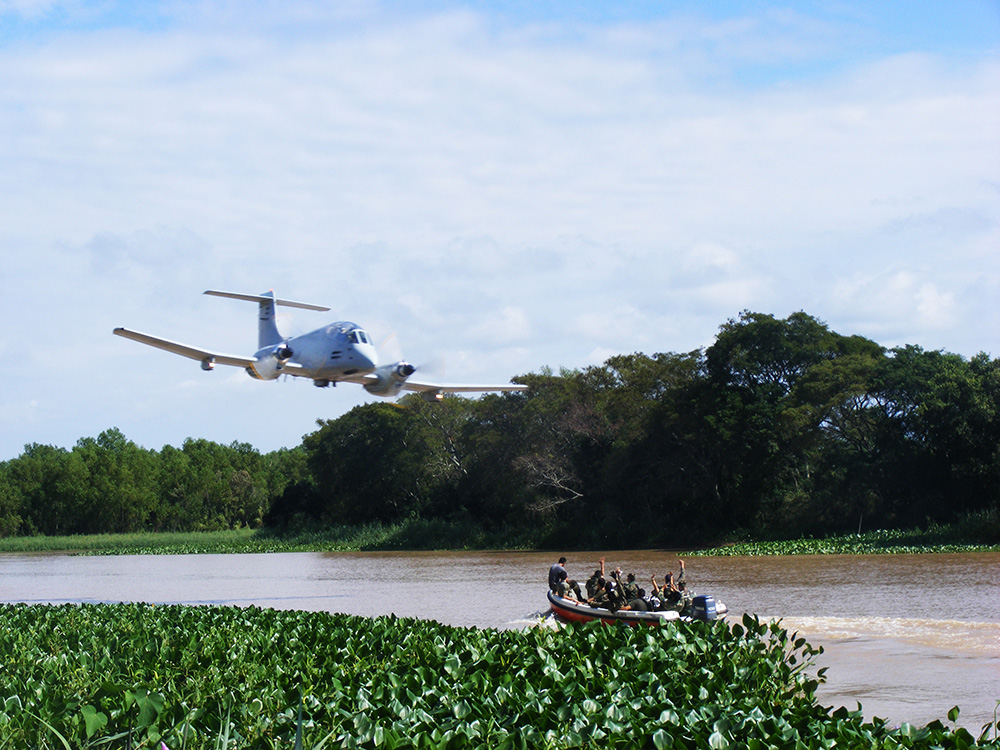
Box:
[505,610,563,631]
[778,615,1000,656]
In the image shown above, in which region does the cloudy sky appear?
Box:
[1,0,998,460]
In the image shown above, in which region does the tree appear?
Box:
[570,352,719,538]
[501,369,609,517]
[72,428,158,533]
[706,311,846,398]
[446,389,536,524]
[296,404,440,524]
[0,464,23,537]
[861,347,1000,525]
[10,443,87,535]
[704,311,885,531]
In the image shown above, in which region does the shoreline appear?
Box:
[0,524,997,557]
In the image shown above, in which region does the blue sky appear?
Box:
[1,0,998,460]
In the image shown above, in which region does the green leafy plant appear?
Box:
[689,528,1000,556]
[0,603,995,748]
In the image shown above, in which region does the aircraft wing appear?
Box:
[345,372,528,400]
[400,379,529,395]
[113,328,256,369]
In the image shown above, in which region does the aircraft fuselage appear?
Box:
[248,321,378,383]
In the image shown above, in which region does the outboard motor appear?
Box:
[691,595,718,621]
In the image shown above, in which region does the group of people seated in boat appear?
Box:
[549,556,693,614]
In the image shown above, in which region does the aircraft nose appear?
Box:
[355,345,377,372]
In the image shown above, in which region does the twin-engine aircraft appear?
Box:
[114,290,528,401]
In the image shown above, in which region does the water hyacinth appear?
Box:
[0,603,994,748]
[689,528,1000,556]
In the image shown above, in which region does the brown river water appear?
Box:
[1,550,997,733]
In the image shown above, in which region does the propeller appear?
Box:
[378,332,444,381]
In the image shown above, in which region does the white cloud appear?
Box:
[471,306,532,345]
[0,1,997,458]
[828,269,965,347]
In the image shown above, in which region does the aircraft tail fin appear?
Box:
[203,290,331,350]
[256,291,283,348]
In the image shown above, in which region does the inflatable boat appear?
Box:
[547,590,728,626]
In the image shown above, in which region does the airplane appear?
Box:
[113,290,529,401]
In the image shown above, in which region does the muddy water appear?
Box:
[1,550,997,732]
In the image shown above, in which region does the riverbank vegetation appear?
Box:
[1,602,994,748]
[689,523,1000,557]
[0,519,996,556]
[0,519,543,555]
[2,311,998,550]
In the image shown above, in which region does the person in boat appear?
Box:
[596,560,623,599]
[604,580,625,611]
[623,572,641,601]
[624,578,649,611]
[586,576,604,602]
[557,579,584,601]
[585,556,610,598]
[602,558,625,591]
[591,577,643,612]
[585,558,607,596]
[649,571,680,612]
[555,574,584,601]
[672,560,694,614]
[663,584,685,612]
[549,557,568,593]
[642,576,661,610]
[587,577,611,608]
[585,568,603,599]
[679,581,696,615]
[650,573,671,598]
[550,557,584,600]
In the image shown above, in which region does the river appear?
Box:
[1,550,997,734]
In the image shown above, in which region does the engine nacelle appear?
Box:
[363,362,416,397]
[246,344,293,381]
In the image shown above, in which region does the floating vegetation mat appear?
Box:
[0,603,993,748]
[690,529,1000,556]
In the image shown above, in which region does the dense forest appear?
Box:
[2,311,998,546]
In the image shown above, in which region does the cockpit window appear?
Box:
[348,330,371,345]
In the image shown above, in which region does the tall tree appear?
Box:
[704,311,883,530]
[72,429,158,533]
[0,464,23,537]
[297,404,440,524]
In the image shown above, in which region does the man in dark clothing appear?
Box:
[549,557,568,593]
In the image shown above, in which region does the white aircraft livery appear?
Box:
[114,290,528,401]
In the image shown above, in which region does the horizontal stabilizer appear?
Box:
[204,290,330,312]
